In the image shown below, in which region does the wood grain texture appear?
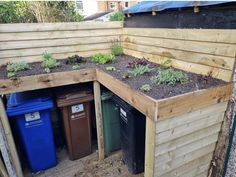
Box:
[157,83,232,120]
[0,21,123,32]
[123,48,232,82]
[0,69,96,95]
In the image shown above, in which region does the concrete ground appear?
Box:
[24,148,144,177]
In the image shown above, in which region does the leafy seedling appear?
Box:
[128,64,154,76]
[42,51,60,73]
[72,64,80,70]
[140,84,151,92]
[91,53,116,64]
[106,66,116,71]
[127,58,148,68]
[161,58,172,69]
[66,55,85,65]
[151,68,188,86]
[6,61,30,79]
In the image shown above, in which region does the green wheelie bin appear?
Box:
[101,91,121,155]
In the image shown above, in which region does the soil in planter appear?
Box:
[0,55,226,100]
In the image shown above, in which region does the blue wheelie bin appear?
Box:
[7,91,57,173]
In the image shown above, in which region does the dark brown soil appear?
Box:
[0,55,226,100]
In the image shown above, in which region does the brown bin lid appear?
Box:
[56,88,94,107]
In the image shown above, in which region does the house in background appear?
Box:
[75,0,138,17]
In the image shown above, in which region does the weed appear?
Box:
[66,55,84,65]
[106,66,116,71]
[140,84,151,92]
[128,64,154,76]
[42,51,60,73]
[72,64,80,70]
[91,53,115,64]
[151,68,188,86]
[6,61,30,78]
[109,11,124,21]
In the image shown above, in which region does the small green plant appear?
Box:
[91,53,115,64]
[72,64,80,70]
[161,58,172,69]
[6,61,30,78]
[111,40,123,56]
[140,84,151,92]
[42,52,60,73]
[151,68,188,86]
[128,64,154,76]
[109,11,124,21]
[106,66,116,71]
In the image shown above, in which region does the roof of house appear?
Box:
[123,1,232,14]
[83,11,112,21]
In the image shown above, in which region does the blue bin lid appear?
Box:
[7,90,53,117]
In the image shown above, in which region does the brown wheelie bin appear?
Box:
[56,89,94,160]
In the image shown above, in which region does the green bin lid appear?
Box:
[101,91,113,101]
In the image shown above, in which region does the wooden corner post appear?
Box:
[145,116,156,177]
[0,97,23,177]
[93,81,105,160]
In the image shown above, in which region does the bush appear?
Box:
[91,53,116,64]
[128,64,154,76]
[109,11,124,21]
[111,43,123,56]
[6,61,30,78]
[151,68,188,86]
[42,52,60,73]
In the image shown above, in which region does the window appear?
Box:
[109,2,116,10]
[76,1,83,11]
[125,2,129,8]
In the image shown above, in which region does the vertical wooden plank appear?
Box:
[93,81,105,160]
[0,97,23,177]
[0,157,8,177]
[145,117,156,177]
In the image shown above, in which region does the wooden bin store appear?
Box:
[0,22,235,177]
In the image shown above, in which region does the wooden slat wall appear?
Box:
[0,22,123,64]
[122,28,236,82]
[154,102,228,177]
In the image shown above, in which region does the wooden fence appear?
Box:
[0,22,123,64]
[122,28,236,81]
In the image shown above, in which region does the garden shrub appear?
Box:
[109,11,124,21]
[42,52,60,73]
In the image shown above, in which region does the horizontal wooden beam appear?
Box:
[157,83,233,120]
[0,69,96,95]
[0,21,123,33]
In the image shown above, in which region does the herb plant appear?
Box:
[42,52,60,73]
[128,64,154,76]
[91,53,115,64]
[161,58,172,69]
[6,61,30,78]
[140,84,151,92]
[111,40,123,56]
[66,55,84,65]
[127,58,148,68]
[109,11,124,21]
[72,64,80,70]
[151,68,188,86]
